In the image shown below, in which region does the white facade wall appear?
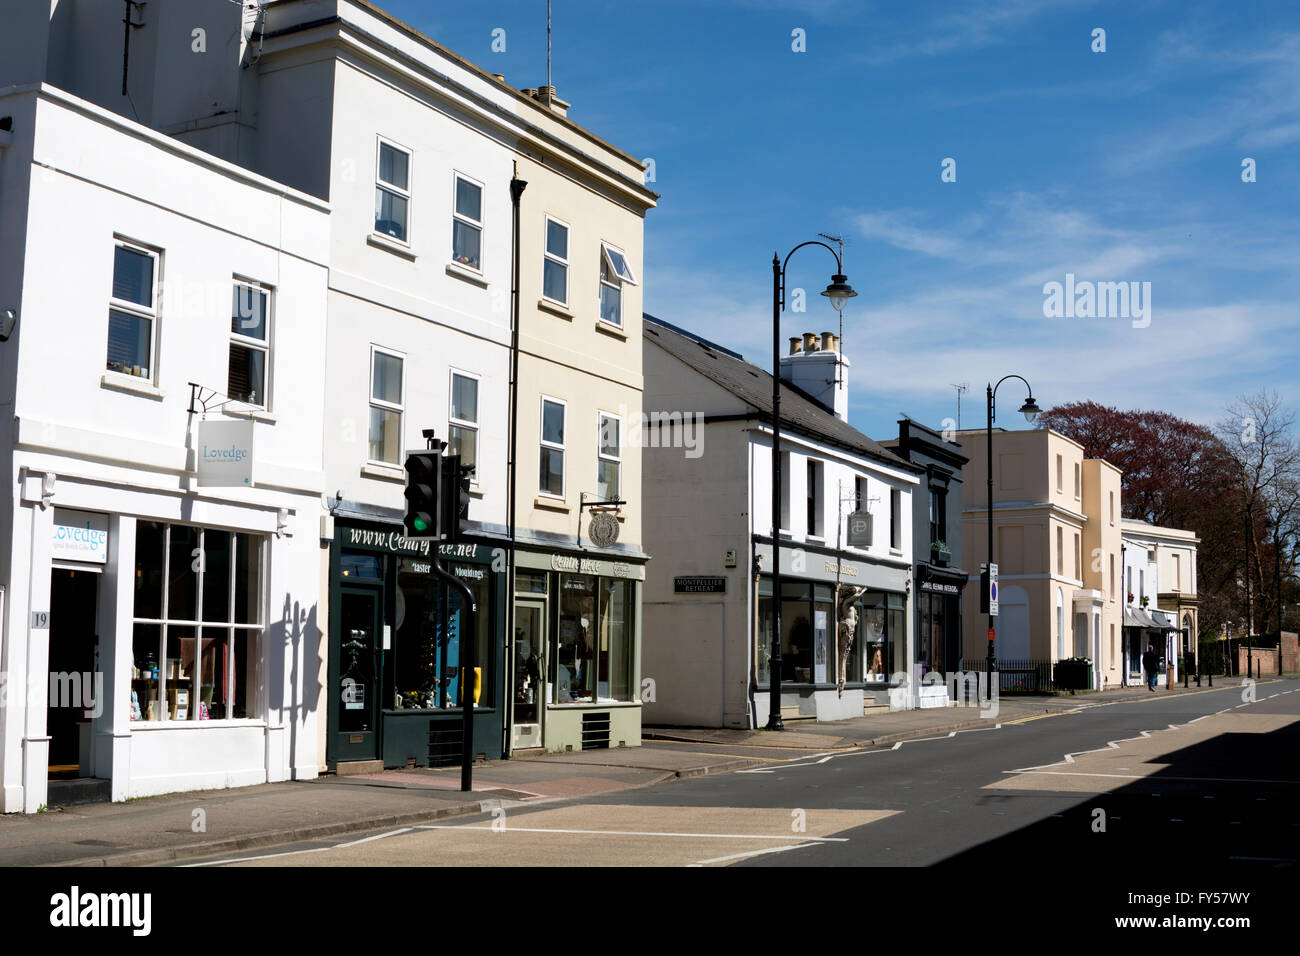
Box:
[0,86,330,812]
[642,336,920,727]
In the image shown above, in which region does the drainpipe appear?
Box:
[503,173,527,757]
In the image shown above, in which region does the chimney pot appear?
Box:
[821,332,837,352]
[789,337,802,355]
[802,332,818,352]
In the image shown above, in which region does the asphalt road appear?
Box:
[183,678,1300,868]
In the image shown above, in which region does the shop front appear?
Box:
[753,541,912,720]
[327,520,505,770]
[2,471,321,814]
[509,548,644,754]
[916,565,965,706]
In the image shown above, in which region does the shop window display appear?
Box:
[554,573,636,703]
[392,562,490,709]
[132,522,264,721]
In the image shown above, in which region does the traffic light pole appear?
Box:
[406,433,478,792]
[430,544,478,792]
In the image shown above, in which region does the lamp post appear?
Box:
[985,376,1041,690]
[1245,505,1254,679]
[767,243,855,731]
[1267,516,1283,675]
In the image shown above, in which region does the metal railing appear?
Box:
[959,658,1058,694]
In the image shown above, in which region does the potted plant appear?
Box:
[930,539,950,565]
[1140,595,1150,608]
[1127,591,1135,603]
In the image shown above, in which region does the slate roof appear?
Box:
[643,314,918,472]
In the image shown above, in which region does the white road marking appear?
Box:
[1004,770,1300,785]
[183,826,415,867]
[413,823,851,842]
[689,842,825,866]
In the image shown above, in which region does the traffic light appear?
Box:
[403,450,440,539]
[440,454,474,542]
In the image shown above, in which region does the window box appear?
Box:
[930,541,950,566]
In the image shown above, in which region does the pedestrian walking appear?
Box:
[1142,644,1159,691]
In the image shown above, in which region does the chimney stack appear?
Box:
[779,330,851,420]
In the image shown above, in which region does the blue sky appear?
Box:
[383,0,1299,441]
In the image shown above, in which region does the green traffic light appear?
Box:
[413,516,430,532]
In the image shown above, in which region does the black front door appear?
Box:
[337,587,382,762]
[48,569,99,775]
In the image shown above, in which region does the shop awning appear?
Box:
[1124,606,1176,630]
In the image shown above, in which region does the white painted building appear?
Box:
[1121,519,1199,686]
[642,319,922,727]
[0,83,330,812]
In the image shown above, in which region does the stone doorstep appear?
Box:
[335,759,385,776]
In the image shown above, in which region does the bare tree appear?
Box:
[1216,390,1300,637]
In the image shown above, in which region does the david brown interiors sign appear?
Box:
[197,419,255,487]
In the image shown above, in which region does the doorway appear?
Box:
[512,598,546,749]
[47,569,100,778]
[337,587,382,762]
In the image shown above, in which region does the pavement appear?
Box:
[0,678,1248,867]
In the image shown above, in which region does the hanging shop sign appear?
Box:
[847,511,873,548]
[51,509,109,564]
[196,419,255,487]
[588,511,620,548]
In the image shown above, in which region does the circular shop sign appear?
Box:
[588,511,620,549]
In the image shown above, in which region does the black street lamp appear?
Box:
[1266,516,1283,675]
[767,243,855,731]
[986,376,1040,689]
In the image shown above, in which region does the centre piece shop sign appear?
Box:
[196,419,255,487]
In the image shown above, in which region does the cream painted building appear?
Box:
[507,92,657,754]
[958,427,1124,688]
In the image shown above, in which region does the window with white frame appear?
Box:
[452,173,483,270]
[598,412,621,500]
[778,451,791,531]
[806,459,824,537]
[448,370,479,472]
[229,281,271,408]
[368,347,404,464]
[375,139,411,242]
[543,217,569,304]
[540,397,566,496]
[106,240,159,379]
[598,241,637,326]
[889,488,902,549]
[131,521,264,721]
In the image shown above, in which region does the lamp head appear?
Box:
[1019,396,1041,424]
[820,274,857,313]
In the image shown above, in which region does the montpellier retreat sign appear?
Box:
[197,419,255,487]
[674,576,726,593]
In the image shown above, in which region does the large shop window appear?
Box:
[554,574,634,703]
[761,582,905,687]
[393,561,491,709]
[756,581,836,685]
[132,522,264,722]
